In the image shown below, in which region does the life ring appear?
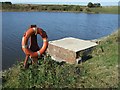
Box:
[21,27,48,58]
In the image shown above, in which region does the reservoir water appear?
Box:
[2,12,118,70]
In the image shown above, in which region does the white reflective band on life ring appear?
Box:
[43,39,47,42]
[22,45,28,48]
[37,51,41,57]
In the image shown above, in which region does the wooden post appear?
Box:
[24,55,29,68]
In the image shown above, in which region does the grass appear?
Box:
[2,29,119,88]
[89,6,119,14]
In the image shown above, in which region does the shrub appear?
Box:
[93,3,101,7]
[2,2,12,5]
[87,2,94,8]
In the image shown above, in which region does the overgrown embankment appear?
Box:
[2,29,119,88]
[1,4,119,14]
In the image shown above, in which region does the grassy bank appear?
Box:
[1,4,119,14]
[89,6,119,14]
[2,29,119,88]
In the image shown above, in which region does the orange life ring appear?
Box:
[21,27,48,58]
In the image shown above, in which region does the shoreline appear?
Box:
[91,29,119,43]
[0,10,118,15]
[0,10,99,14]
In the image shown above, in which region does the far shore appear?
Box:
[0,4,119,14]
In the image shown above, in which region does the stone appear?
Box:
[47,37,98,64]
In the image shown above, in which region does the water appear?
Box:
[2,12,118,70]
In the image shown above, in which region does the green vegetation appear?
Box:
[2,29,119,88]
[0,2,119,14]
[0,2,12,5]
[89,6,119,14]
[87,2,94,8]
[1,4,85,12]
[87,2,101,8]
